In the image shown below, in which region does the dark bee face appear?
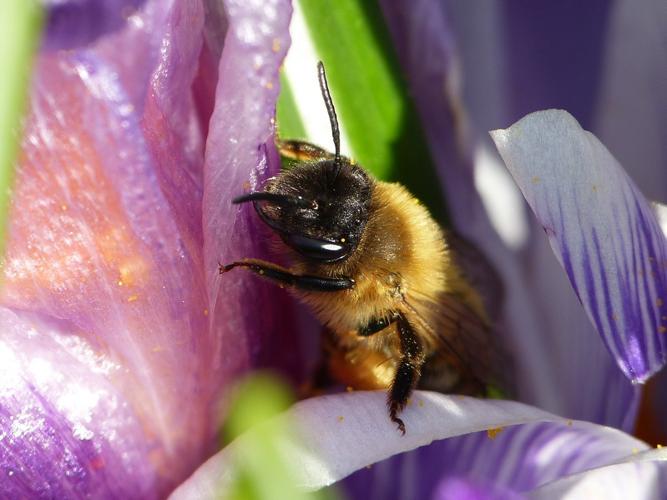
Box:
[232,62,372,263]
[247,159,372,263]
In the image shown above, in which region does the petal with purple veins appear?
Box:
[491,110,667,382]
[379,0,638,429]
[530,448,667,499]
[169,391,649,499]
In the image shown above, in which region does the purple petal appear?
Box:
[379,0,638,429]
[169,391,647,499]
[1,0,227,496]
[531,448,667,499]
[203,0,304,380]
[0,309,157,498]
[344,420,647,499]
[433,478,523,500]
[42,0,147,50]
[491,110,667,381]
[444,0,667,203]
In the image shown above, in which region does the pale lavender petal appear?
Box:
[42,0,147,50]
[491,110,667,381]
[203,0,304,381]
[170,391,647,499]
[379,0,638,430]
[529,449,667,499]
[1,0,225,496]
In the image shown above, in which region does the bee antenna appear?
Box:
[317,61,342,179]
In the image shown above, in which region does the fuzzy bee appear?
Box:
[221,62,509,433]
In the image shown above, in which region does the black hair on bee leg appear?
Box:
[387,314,424,435]
[219,258,354,292]
[357,312,399,337]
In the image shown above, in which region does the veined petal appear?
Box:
[169,391,647,499]
[491,110,667,381]
[344,420,647,499]
[529,448,667,499]
[379,0,638,429]
[42,0,147,50]
[203,0,304,380]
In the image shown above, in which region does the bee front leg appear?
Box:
[220,259,354,292]
[388,314,425,435]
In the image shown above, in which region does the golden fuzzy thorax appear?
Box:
[290,179,488,390]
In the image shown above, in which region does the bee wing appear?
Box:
[403,292,514,396]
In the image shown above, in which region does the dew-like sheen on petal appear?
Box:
[1,0,221,496]
[202,0,302,382]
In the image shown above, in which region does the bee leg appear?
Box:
[277,139,334,162]
[357,312,399,337]
[219,259,354,292]
[388,314,424,435]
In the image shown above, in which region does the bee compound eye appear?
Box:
[285,233,349,262]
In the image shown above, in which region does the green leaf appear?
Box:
[0,0,43,256]
[281,0,447,223]
[223,374,340,500]
[277,71,307,140]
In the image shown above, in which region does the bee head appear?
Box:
[233,61,371,263]
[233,160,371,263]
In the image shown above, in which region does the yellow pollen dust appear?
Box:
[127,295,139,303]
[487,427,504,440]
[265,81,274,89]
[337,415,344,423]
[203,309,209,316]
[272,39,281,52]
[531,176,541,184]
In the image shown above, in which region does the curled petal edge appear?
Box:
[491,109,667,382]
[168,391,647,499]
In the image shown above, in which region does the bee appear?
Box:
[221,62,508,434]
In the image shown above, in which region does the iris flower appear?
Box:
[2,0,666,498]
